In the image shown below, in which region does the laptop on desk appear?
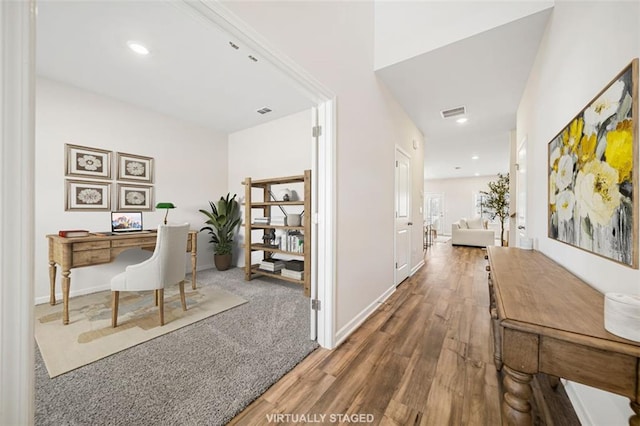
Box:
[111,211,144,234]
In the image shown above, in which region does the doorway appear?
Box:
[425,192,445,236]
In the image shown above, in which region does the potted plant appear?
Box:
[199,193,241,271]
[481,173,510,246]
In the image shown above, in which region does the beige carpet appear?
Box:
[35,283,247,377]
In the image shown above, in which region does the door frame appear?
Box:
[2,1,339,422]
[178,0,337,349]
[394,145,412,286]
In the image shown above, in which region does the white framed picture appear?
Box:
[116,152,154,183]
[65,180,111,211]
[65,144,112,180]
[117,183,154,211]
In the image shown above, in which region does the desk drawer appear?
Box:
[72,241,110,251]
[72,249,111,267]
[111,237,156,248]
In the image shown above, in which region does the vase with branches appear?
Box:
[481,173,510,246]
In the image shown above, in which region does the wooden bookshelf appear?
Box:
[243,170,311,297]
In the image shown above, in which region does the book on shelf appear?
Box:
[58,229,90,238]
[253,217,270,225]
[284,260,304,272]
[280,231,304,253]
[259,258,285,272]
[281,269,303,280]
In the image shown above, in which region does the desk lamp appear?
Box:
[156,202,176,224]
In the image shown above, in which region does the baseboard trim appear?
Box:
[410,259,425,276]
[35,283,111,306]
[335,284,396,346]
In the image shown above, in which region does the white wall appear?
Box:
[517,1,639,422]
[223,1,425,340]
[227,109,312,268]
[35,77,228,303]
[374,1,554,70]
[425,175,499,236]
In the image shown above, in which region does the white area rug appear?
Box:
[35,284,246,377]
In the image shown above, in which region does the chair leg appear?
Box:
[179,280,187,311]
[158,288,164,326]
[111,291,119,328]
[154,289,159,306]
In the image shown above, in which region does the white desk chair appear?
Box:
[111,223,190,327]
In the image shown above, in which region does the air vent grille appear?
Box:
[440,106,466,119]
[257,107,272,115]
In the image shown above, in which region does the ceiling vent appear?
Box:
[257,107,272,115]
[440,106,466,119]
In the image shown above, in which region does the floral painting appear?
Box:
[66,180,111,211]
[117,152,153,183]
[117,183,153,211]
[549,59,638,268]
[65,144,111,180]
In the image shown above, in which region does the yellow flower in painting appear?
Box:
[562,117,584,152]
[575,159,621,226]
[605,119,633,183]
[577,132,597,166]
[550,147,561,172]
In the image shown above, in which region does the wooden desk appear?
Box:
[47,231,198,325]
[486,246,640,426]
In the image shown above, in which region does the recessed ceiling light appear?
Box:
[456,117,468,124]
[127,41,149,56]
[475,173,480,176]
[471,155,479,160]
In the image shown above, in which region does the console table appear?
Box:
[486,246,640,425]
[47,231,198,325]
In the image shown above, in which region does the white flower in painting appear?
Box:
[556,155,574,191]
[125,191,145,205]
[575,159,621,226]
[77,155,102,171]
[583,80,625,135]
[126,161,145,176]
[549,171,558,205]
[556,190,575,222]
[77,188,102,204]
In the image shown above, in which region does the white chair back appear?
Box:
[156,223,189,287]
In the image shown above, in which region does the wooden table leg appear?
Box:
[49,261,57,305]
[191,236,197,290]
[191,251,197,290]
[502,365,533,425]
[62,270,70,325]
[630,401,640,426]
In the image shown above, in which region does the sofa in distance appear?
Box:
[451,217,495,248]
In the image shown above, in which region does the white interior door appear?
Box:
[516,139,527,247]
[395,148,411,285]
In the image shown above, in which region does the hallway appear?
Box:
[231,242,579,425]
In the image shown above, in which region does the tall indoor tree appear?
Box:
[482,173,510,246]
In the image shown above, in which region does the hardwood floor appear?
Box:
[230,242,579,425]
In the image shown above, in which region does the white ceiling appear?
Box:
[36,1,315,134]
[37,1,551,180]
[377,8,552,179]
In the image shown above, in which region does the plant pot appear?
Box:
[214,253,232,271]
